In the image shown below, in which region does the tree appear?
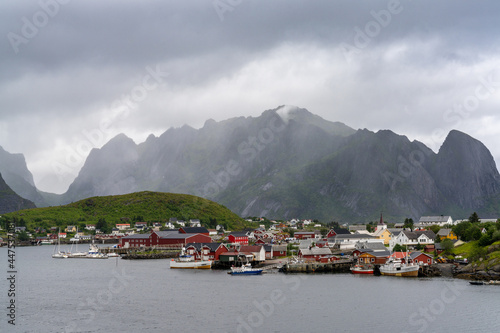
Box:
[393,244,407,252]
[366,222,375,233]
[465,225,482,242]
[453,221,472,241]
[96,218,111,234]
[429,225,441,235]
[17,231,30,242]
[403,218,414,231]
[478,233,492,247]
[468,212,480,223]
[441,238,454,254]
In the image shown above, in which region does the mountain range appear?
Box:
[2,105,500,222]
[0,172,36,214]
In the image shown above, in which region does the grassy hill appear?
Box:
[1,191,245,232]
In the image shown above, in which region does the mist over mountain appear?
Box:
[0,146,50,207]
[55,106,500,222]
[3,106,500,222]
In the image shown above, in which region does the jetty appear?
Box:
[281,259,353,273]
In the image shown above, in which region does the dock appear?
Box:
[281,259,354,273]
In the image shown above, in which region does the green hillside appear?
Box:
[2,191,245,231]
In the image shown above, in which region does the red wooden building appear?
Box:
[185,243,229,260]
[228,232,249,245]
[120,230,211,248]
[326,228,351,238]
[294,231,317,240]
[409,251,433,265]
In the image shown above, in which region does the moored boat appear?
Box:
[229,263,263,275]
[350,264,374,275]
[170,254,212,269]
[379,257,419,277]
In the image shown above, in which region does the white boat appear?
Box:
[229,263,263,275]
[52,229,67,259]
[67,244,108,259]
[170,255,212,269]
[379,257,419,277]
[170,251,212,269]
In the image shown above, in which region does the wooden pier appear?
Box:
[281,259,354,273]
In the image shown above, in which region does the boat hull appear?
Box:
[351,267,374,275]
[379,268,419,277]
[170,260,212,269]
[230,270,263,275]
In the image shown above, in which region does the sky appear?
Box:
[1,0,500,194]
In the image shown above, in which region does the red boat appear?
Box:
[350,264,374,275]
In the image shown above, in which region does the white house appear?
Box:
[390,230,436,248]
[417,216,453,227]
[328,234,383,250]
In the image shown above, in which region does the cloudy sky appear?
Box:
[1,0,500,193]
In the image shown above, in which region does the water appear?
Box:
[1,245,500,333]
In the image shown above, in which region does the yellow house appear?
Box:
[372,213,391,245]
[373,228,392,245]
[437,228,457,240]
[65,225,77,233]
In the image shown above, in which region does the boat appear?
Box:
[170,254,212,269]
[52,229,68,259]
[350,264,374,275]
[107,252,120,257]
[379,257,419,277]
[229,263,263,275]
[469,280,500,286]
[67,244,108,259]
[41,240,53,245]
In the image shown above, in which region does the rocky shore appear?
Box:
[453,244,500,281]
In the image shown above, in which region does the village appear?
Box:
[6,213,497,277]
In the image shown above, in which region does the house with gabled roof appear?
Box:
[185,243,229,261]
[299,247,332,261]
[239,245,266,262]
[409,251,433,265]
[326,228,351,238]
[329,234,383,250]
[357,249,391,265]
[437,228,458,240]
[418,216,453,227]
[390,230,435,248]
[228,231,249,245]
[272,244,287,258]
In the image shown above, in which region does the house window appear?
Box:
[371,258,375,262]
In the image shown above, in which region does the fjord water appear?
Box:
[1,246,500,333]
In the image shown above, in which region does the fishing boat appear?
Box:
[170,247,212,269]
[229,263,263,275]
[170,254,212,269]
[350,264,374,275]
[379,257,419,277]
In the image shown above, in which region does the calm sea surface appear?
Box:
[1,245,500,333]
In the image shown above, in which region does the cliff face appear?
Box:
[0,173,36,214]
[430,130,500,209]
[46,107,500,222]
